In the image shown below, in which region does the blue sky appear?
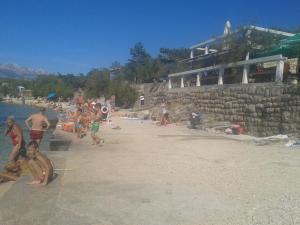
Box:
[0,0,299,74]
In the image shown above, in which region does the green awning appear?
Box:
[256,33,300,58]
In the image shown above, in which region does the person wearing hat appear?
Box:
[140,94,145,106]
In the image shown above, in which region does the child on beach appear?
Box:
[91,117,104,145]
[26,141,54,186]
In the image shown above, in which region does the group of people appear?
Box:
[58,98,111,145]
[3,108,53,185]
[3,93,170,185]
[140,94,170,126]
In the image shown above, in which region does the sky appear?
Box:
[0,0,299,74]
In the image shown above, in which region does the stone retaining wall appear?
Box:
[136,83,300,137]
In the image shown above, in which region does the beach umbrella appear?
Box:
[47,92,58,100]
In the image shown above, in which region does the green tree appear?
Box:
[125,42,161,83]
[157,48,190,76]
[31,75,74,99]
[85,69,110,98]
[158,48,190,63]
[109,77,137,108]
[129,42,151,64]
[0,82,10,96]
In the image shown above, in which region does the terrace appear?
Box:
[168,21,297,89]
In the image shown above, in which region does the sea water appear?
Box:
[0,103,57,167]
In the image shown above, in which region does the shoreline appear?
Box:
[1,96,75,113]
[0,101,61,183]
[0,97,74,198]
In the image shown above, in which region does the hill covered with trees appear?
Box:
[0,43,189,107]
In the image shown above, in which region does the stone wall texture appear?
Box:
[135,83,300,137]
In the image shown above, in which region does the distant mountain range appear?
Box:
[0,63,49,80]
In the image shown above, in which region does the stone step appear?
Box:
[49,139,71,151]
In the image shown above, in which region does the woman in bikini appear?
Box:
[4,116,26,171]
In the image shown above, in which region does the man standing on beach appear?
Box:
[140,93,145,106]
[25,108,50,145]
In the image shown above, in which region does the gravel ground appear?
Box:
[0,116,299,225]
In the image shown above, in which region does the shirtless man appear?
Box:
[25,107,50,145]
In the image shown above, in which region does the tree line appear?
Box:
[1,25,299,107]
[0,43,190,107]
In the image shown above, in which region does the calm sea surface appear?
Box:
[0,103,57,167]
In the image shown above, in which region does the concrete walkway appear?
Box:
[0,118,299,225]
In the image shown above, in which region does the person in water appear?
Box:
[4,116,26,171]
[26,141,54,186]
[25,107,50,145]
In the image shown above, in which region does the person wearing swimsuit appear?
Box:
[4,117,26,171]
[25,107,50,145]
[90,112,104,145]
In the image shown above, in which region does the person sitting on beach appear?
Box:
[4,116,27,172]
[26,141,54,186]
[160,103,171,126]
[160,112,171,126]
[25,107,50,145]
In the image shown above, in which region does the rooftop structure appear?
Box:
[168,21,297,89]
[189,21,295,60]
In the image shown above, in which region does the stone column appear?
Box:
[196,73,201,86]
[205,46,209,55]
[190,50,194,59]
[242,52,249,84]
[181,77,184,88]
[168,78,172,89]
[218,68,224,85]
[275,58,284,82]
